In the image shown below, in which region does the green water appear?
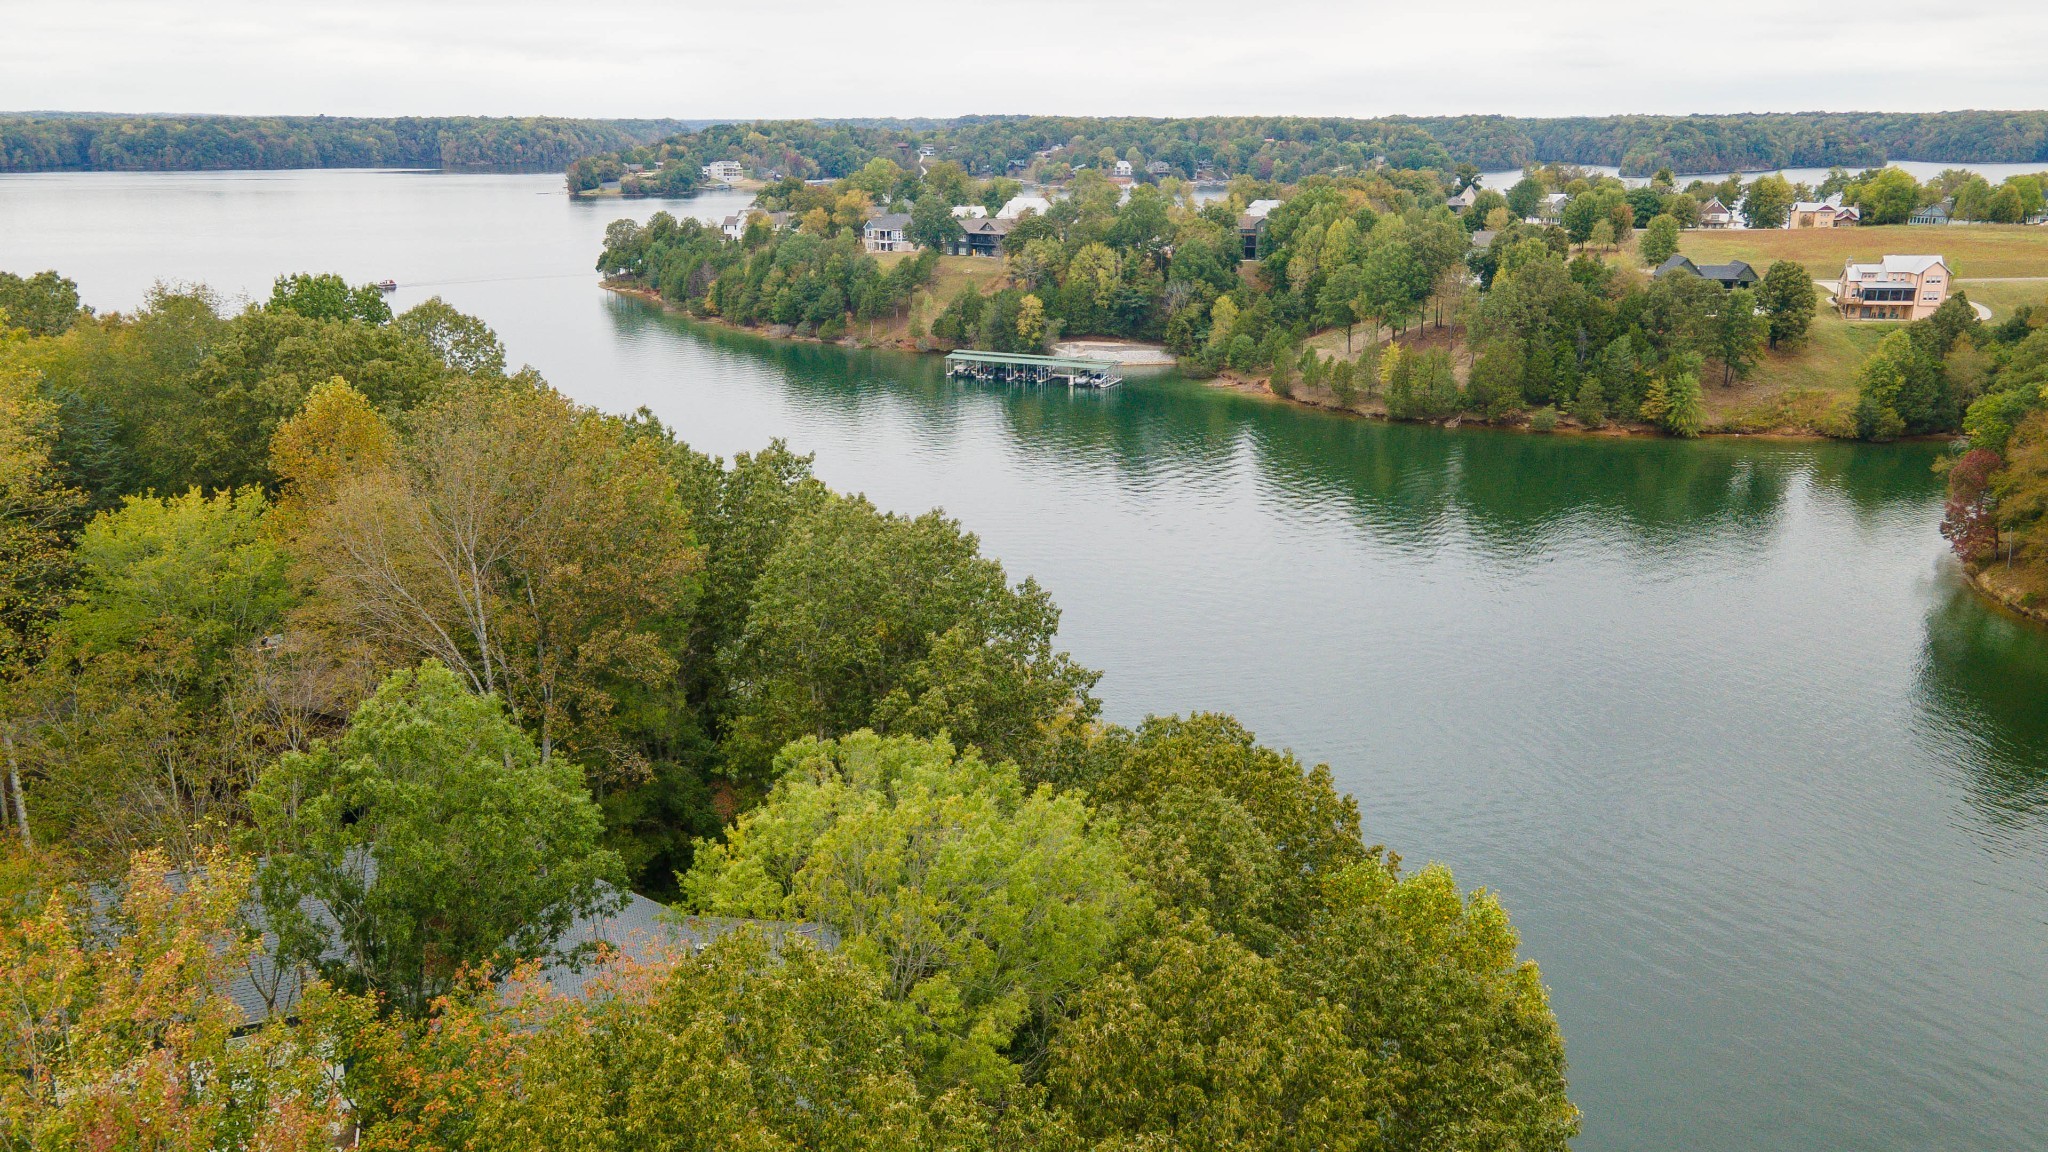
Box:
[5,169,2046,1150]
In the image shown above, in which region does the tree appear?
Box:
[1283,860,1580,1152]
[909,194,963,252]
[1046,918,1374,1152]
[1082,713,1365,952]
[1941,447,2004,562]
[719,495,1093,780]
[0,849,349,1150]
[0,270,85,336]
[248,660,624,1017]
[1639,363,1705,437]
[683,731,1137,1095]
[14,487,294,865]
[268,272,393,325]
[1757,260,1816,349]
[1015,293,1047,349]
[283,380,697,781]
[1740,175,1794,229]
[1639,215,1681,266]
[1849,167,1921,225]
[1711,287,1768,385]
[1505,177,1544,220]
[392,297,507,376]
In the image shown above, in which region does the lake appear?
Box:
[3,169,2046,1151]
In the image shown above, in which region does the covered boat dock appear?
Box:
[944,350,1122,388]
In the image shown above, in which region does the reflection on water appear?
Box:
[1918,583,2048,837]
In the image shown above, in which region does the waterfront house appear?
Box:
[1654,254,1759,289]
[948,216,1014,257]
[1698,197,1736,229]
[1788,196,1859,228]
[951,204,989,219]
[1114,159,1134,178]
[1147,160,1174,178]
[701,160,744,183]
[1448,185,1480,211]
[997,194,1053,220]
[1238,198,1283,258]
[862,212,915,253]
[1909,200,1954,226]
[1837,255,1950,320]
[1536,192,1569,224]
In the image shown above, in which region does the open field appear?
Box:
[1678,224,2048,279]
[1953,278,2048,319]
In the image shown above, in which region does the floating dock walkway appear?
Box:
[944,350,1121,388]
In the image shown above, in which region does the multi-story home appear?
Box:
[1788,195,1860,228]
[1698,197,1736,229]
[862,212,915,253]
[1837,255,1951,320]
[947,216,1015,257]
[1237,198,1284,258]
[700,160,744,183]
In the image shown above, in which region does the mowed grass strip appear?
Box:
[1678,224,2048,280]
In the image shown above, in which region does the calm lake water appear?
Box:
[5,169,2047,1151]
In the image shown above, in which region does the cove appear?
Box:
[3,168,2045,1151]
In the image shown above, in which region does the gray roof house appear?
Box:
[862,211,915,253]
[110,859,837,1030]
[1654,254,1759,289]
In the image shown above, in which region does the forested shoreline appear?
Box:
[0,115,696,173]
[0,269,1579,1149]
[569,112,2048,193]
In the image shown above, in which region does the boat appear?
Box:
[374,279,398,293]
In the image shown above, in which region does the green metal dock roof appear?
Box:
[943,350,1118,372]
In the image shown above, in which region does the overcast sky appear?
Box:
[8,0,2048,120]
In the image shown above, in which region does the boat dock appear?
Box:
[944,350,1122,388]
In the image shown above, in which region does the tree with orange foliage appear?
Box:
[0,848,350,1150]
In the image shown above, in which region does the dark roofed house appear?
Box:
[1654,254,1759,290]
[114,855,838,1032]
[948,215,1014,257]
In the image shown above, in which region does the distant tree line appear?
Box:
[0,115,694,173]
[571,112,2048,194]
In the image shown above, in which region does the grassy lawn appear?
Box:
[1677,224,2048,279]
[1953,278,2048,319]
[865,253,1010,344]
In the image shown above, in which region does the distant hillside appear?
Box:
[569,112,2048,191]
[0,115,708,173]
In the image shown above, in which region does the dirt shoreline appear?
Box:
[1965,563,2048,627]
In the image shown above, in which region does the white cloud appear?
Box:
[5,0,2047,118]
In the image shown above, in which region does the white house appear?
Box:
[951,204,989,219]
[701,160,744,183]
[1448,186,1480,211]
[1535,192,1569,223]
[1243,198,1283,220]
[997,194,1054,220]
[1698,197,1736,229]
[1113,159,1134,177]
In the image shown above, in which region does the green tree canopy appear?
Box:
[248,660,624,1016]
[718,496,1094,779]
[682,730,1138,1095]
